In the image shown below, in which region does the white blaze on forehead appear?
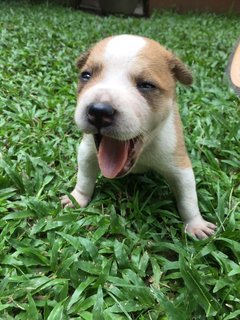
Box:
[104,35,146,64]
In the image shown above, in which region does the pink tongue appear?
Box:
[98,136,129,179]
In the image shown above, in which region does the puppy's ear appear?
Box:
[76,50,91,69]
[170,56,193,85]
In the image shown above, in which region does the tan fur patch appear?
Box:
[136,39,176,92]
[76,38,112,94]
[173,107,192,168]
[126,39,176,122]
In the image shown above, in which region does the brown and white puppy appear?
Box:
[61,35,216,239]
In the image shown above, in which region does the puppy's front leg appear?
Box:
[61,134,98,208]
[163,165,216,239]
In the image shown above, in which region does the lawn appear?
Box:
[0,1,240,319]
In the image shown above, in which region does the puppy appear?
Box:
[61,35,216,239]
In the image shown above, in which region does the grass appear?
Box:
[0,1,240,319]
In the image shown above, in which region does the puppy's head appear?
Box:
[74,35,192,179]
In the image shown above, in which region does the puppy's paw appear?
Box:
[61,189,90,208]
[184,218,216,239]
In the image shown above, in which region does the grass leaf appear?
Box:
[93,286,104,320]
[47,302,64,320]
[179,255,220,316]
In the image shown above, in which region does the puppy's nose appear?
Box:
[87,102,115,128]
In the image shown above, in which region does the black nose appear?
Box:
[87,102,115,129]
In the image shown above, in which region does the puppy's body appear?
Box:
[62,35,216,239]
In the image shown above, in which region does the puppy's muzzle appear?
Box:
[85,101,143,179]
[87,102,116,129]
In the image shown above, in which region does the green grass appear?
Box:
[0,1,240,319]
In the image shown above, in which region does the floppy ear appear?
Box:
[76,50,91,69]
[170,56,193,85]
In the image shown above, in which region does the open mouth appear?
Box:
[94,133,143,179]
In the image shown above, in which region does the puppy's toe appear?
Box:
[185,219,217,240]
[60,195,74,208]
[61,189,90,208]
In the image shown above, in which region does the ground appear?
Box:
[0,1,240,319]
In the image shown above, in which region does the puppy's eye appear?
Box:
[80,71,92,82]
[137,81,156,92]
